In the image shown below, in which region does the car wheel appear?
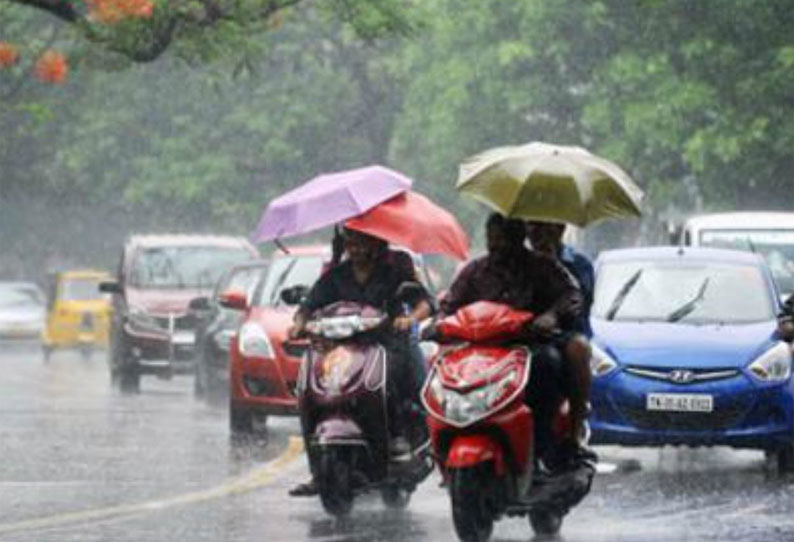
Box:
[229,401,254,434]
[777,444,794,474]
[118,367,140,394]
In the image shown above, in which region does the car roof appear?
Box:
[228,259,269,271]
[597,246,767,266]
[127,234,255,250]
[683,212,794,231]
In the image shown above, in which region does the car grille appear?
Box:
[619,399,750,431]
[282,341,308,359]
[624,366,740,384]
[154,313,197,331]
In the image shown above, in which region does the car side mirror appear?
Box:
[188,296,212,312]
[280,285,309,306]
[219,290,248,311]
[99,281,122,294]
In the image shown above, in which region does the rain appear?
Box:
[2,1,794,541]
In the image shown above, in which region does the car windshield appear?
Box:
[129,246,253,289]
[700,229,794,294]
[0,285,43,308]
[216,265,267,301]
[59,278,103,301]
[254,255,324,307]
[593,259,775,324]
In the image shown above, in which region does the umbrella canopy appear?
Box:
[345,191,470,261]
[252,165,412,242]
[457,142,644,227]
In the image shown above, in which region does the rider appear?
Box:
[288,228,434,494]
[525,220,595,458]
[441,213,584,469]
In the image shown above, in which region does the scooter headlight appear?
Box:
[238,322,275,358]
[430,371,518,426]
[590,343,619,377]
[748,342,792,382]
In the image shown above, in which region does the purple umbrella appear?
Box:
[252,165,413,242]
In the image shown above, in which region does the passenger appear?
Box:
[777,294,794,342]
[288,229,434,497]
[525,220,595,460]
[441,213,585,470]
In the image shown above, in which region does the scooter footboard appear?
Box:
[446,434,506,476]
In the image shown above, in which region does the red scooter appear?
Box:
[296,300,433,517]
[421,301,595,541]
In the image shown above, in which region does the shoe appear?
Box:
[389,436,411,457]
[288,478,318,497]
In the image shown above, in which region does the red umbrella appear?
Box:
[345,191,470,261]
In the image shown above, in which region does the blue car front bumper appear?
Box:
[590,369,794,450]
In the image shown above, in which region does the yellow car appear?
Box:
[42,270,112,361]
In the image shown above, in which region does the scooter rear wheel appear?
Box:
[528,507,563,536]
[317,448,354,517]
[380,484,411,510]
[450,467,494,542]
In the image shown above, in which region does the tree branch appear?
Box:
[9,0,81,23]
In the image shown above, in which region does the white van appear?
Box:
[681,212,794,297]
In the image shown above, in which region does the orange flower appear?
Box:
[0,42,20,68]
[85,0,154,23]
[34,50,68,84]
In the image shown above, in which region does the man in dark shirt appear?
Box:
[526,220,595,458]
[442,213,583,466]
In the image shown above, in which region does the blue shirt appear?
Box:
[560,245,594,337]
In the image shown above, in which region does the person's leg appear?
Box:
[384,334,414,455]
[525,344,565,460]
[563,334,592,443]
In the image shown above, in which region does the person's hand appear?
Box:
[779,317,794,342]
[528,312,558,338]
[287,324,305,340]
[393,315,416,332]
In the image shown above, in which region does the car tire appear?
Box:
[777,444,794,474]
[229,402,254,434]
[117,367,140,394]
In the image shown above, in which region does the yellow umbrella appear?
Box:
[457,142,644,226]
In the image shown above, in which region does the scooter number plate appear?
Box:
[646,393,713,413]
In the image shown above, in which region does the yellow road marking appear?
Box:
[0,436,304,535]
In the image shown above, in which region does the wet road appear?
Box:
[2,347,794,542]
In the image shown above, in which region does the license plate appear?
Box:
[646,393,713,413]
[171,331,195,345]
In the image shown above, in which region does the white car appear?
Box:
[0,281,46,344]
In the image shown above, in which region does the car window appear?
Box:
[59,278,103,301]
[254,255,324,307]
[0,285,44,308]
[128,246,254,289]
[593,260,775,324]
[700,229,794,294]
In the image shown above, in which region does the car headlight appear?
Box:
[127,306,163,332]
[590,343,619,377]
[748,342,792,382]
[238,322,275,358]
[430,370,518,426]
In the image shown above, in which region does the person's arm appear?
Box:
[439,260,478,316]
[531,255,583,333]
[288,272,335,339]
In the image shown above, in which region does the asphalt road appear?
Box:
[2,347,794,542]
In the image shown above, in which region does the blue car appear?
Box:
[589,246,794,469]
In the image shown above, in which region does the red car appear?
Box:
[223,246,329,434]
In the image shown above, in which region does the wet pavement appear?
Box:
[2,347,794,542]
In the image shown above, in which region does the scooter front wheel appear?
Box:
[449,467,494,542]
[380,483,411,510]
[317,448,354,517]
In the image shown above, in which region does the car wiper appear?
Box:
[666,277,710,323]
[269,258,299,305]
[605,268,643,321]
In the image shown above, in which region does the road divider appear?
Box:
[0,436,304,535]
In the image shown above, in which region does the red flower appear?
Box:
[34,51,68,84]
[85,0,154,23]
[0,42,20,68]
